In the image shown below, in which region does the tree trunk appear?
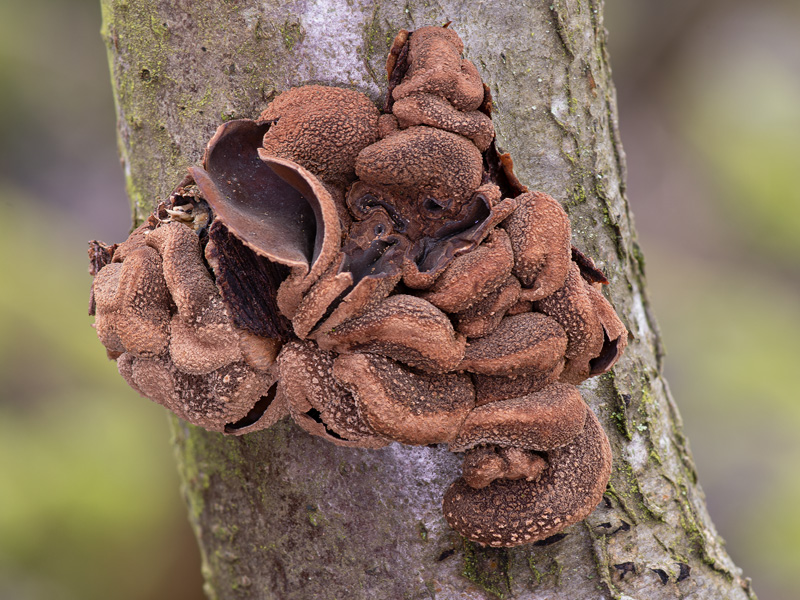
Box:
[100,1,757,598]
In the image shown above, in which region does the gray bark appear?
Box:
[100,0,757,598]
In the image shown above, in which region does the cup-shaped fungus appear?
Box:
[88,24,628,548]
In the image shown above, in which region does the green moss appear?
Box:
[307,506,323,527]
[649,448,662,465]
[527,557,544,584]
[527,557,562,586]
[640,388,654,405]
[171,424,208,521]
[176,85,214,119]
[569,95,580,115]
[362,6,384,61]
[148,14,169,40]
[101,0,182,214]
[631,241,647,277]
[606,453,669,525]
[279,18,304,52]
[609,410,629,440]
[360,6,395,89]
[677,511,705,551]
[462,541,511,599]
[123,170,148,224]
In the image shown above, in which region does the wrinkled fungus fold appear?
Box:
[88,24,628,548]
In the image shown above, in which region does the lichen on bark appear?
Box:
[101,0,757,598]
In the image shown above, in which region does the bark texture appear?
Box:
[100,1,757,598]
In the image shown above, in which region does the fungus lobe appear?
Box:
[87,23,628,549]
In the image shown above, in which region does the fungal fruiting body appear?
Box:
[89,26,627,547]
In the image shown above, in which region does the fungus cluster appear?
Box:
[89,26,627,547]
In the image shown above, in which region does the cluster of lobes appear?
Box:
[88,26,627,548]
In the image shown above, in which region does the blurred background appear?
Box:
[0,0,797,598]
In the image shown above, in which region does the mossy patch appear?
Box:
[462,541,512,599]
[279,19,304,52]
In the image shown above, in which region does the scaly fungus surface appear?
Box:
[89,25,628,548]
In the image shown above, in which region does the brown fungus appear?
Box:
[88,239,116,278]
[333,353,475,446]
[443,410,612,547]
[421,228,514,314]
[453,276,522,339]
[571,246,610,286]
[462,446,548,490]
[473,367,565,406]
[401,192,517,290]
[392,26,485,112]
[458,313,568,377]
[305,219,408,335]
[88,25,628,548]
[91,243,169,358]
[534,263,605,384]
[118,352,283,435]
[584,283,629,376]
[92,218,285,433]
[313,261,403,334]
[204,220,293,341]
[355,125,483,209]
[288,257,354,340]
[506,297,534,316]
[277,341,388,448]
[258,85,380,188]
[392,93,495,151]
[502,191,572,302]
[237,329,282,373]
[315,294,466,374]
[145,222,242,375]
[450,382,587,453]
[188,121,342,320]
